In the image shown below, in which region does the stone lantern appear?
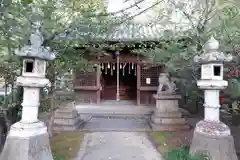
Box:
[0,21,56,160]
[190,36,238,160]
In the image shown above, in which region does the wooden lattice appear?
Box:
[140,65,162,87]
[74,71,97,86]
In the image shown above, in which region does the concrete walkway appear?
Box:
[76,132,163,160]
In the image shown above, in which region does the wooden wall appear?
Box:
[74,70,100,104]
[74,54,162,106]
[137,65,162,105]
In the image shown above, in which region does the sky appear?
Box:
[106,0,202,32]
[107,0,159,23]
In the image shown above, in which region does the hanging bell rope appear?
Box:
[128,62,131,74]
[113,63,115,70]
[134,64,137,76]
[122,63,127,76]
[105,63,107,74]
[110,63,113,75]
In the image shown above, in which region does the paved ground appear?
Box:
[76,132,163,160]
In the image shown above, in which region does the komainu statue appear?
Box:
[157,73,176,94]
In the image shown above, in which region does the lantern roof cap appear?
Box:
[194,36,232,64]
[15,21,56,61]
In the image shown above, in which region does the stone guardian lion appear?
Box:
[157,73,176,94]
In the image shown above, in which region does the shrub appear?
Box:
[165,146,208,160]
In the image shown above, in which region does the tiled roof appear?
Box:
[57,0,205,42]
[105,22,190,42]
[58,22,191,43]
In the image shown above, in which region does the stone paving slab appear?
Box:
[76,132,163,160]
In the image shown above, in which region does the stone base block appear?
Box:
[150,123,190,131]
[151,116,186,124]
[152,111,182,118]
[53,119,83,131]
[53,104,83,132]
[55,110,78,119]
[0,132,53,160]
[150,111,189,131]
[190,131,238,160]
[54,116,80,125]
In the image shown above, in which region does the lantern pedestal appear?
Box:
[0,77,53,160]
[0,122,53,160]
[190,120,237,160]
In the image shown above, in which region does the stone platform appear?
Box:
[150,94,189,131]
[53,102,83,131]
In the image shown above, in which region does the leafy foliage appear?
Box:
[131,0,240,111]
[165,146,209,160]
[0,0,240,121]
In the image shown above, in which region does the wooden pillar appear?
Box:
[116,51,120,101]
[96,64,101,104]
[137,63,141,105]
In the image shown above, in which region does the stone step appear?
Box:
[54,111,78,118]
[151,117,186,125]
[80,116,151,132]
[152,111,182,118]
[76,105,153,116]
[55,108,76,113]
[54,117,81,126]
[79,113,150,120]
[55,108,77,113]
[53,120,83,131]
[150,123,190,131]
[54,114,78,119]
[92,114,150,119]
[80,127,151,132]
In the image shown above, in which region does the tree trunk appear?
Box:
[47,65,56,138]
[3,80,11,132]
[47,86,56,138]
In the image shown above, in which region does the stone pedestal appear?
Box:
[150,94,189,131]
[190,120,238,160]
[0,121,53,160]
[53,102,83,131]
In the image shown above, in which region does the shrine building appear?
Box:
[72,23,176,106]
[58,0,203,106]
